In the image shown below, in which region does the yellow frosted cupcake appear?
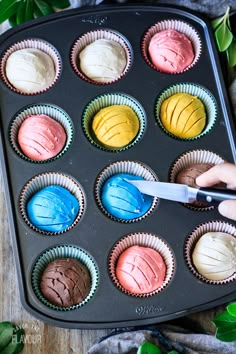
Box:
[92,105,139,148]
[160,93,206,138]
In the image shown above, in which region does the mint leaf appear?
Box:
[167,351,179,354]
[0,322,14,351]
[215,20,233,51]
[34,0,54,17]
[0,326,24,354]
[226,39,236,67]
[0,0,19,24]
[8,13,17,27]
[137,341,162,354]
[46,0,70,9]
[25,0,34,22]
[212,16,224,30]
[227,302,236,317]
[212,309,236,327]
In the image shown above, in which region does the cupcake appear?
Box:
[95,161,158,223]
[109,232,174,297]
[185,221,236,284]
[192,232,236,281]
[116,245,166,294]
[155,83,217,140]
[27,185,80,233]
[79,39,126,82]
[20,173,85,235]
[40,258,91,307]
[101,173,153,220]
[160,93,206,139]
[142,19,201,74]
[170,150,224,210]
[148,29,194,73]
[18,114,66,161]
[71,30,132,84]
[92,105,139,149]
[10,104,73,163]
[32,245,99,310]
[82,93,146,152]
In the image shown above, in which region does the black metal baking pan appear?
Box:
[0,4,235,328]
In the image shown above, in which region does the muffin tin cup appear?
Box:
[82,93,146,152]
[0,39,61,95]
[185,221,236,285]
[95,160,159,223]
[10,104,74,163]
[109,232,175,297]
[19,172,85,235]
[31,244,99,311]
[71,29,132,84]
[142,19,202,73]
[169,149,225,211]
[155,83,218,140]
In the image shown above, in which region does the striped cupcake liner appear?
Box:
[109,232,175,297]
[9,104,73,163]
[95,160,159,223]
[82,93,146,152]
[19,172,85,236]
[31,244,99,311]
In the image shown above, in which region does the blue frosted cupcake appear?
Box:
[95,161,158,223]
[27,185,79,232]
[101,173,153,220]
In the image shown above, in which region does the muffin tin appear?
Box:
[0,4,236,329]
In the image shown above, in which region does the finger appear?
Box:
[218,200,236,221]
[196,163,236,187]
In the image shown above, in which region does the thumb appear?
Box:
[218,200,236,221]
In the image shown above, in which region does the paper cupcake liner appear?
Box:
[185,221,236,284]
[82,93,146,152]
[95,160,158,223]
[109,232,175,297]
[9,104,73,163]
[31,245,99,311]
[142,19,202,73]
[169,149,224,211]
[19,173,85,235]
[71,29,132,85]
[155,83,218,141]
[0,39,61,95]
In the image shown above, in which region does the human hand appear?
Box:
[196,162,236,221]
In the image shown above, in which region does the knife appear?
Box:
[125,179,236,204]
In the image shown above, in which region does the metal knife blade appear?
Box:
[125,180,198,203]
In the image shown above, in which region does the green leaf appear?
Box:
[227,302,236,317]
[212,16,224,30]
[215,20,233,52]
[0,322,14,351]
[16,1,26,25]
[34,0,54,16]
[0,326,24,354]
[226,39,236,67]
[46,0,70,9]
[137,341,162,354]
[212,309,236,327]
[8,13,17,27]
[0,0,19,24]
[215,324,236,342]
[167,351,179,354]
[25,0,34,22]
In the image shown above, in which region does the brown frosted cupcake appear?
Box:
[170,150,224,210]
[185,221,236,284]
[0,39,61,95]
[32,245,99,311]
[95,160,158,223]
[142,19,201,74]
[109,232,175,297]
[19,173,85,235]
[71,29,132,84]
[10,104,73,163]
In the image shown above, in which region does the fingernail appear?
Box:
[218,201,229,217]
